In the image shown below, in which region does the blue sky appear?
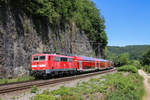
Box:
[91,0,150,46]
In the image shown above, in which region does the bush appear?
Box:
[129,60,141,69]
[51,86,73,96]
[118,65,138,73]
[31,86,38,93]
[105,73,144,100]
[143,65,150,73]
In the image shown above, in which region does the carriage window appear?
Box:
[61,57,68,62]
[96,63,98,66]
[33,56,38,61]
[39,56,45,61]
[54,57,60,61]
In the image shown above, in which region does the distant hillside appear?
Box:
[108,45,150,60]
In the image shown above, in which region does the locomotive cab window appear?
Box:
[61,57,68,62]
[39,56,45,61]
[33,56,38,61]
[68,58,73,62]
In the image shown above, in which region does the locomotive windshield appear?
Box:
[33,56,38,61]
[39,56,45,61]
[33,56,46,61]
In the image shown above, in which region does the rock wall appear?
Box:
[0,4,104,78]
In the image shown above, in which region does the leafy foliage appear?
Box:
[129,60,141,69]
[141,49,150,66]
[3,0,107,48]
[140,49,150,73]
[107,53,130,66]
[108,45,150,60]
[118,65,138,73]
[119,53,130,66]
[142,65,150,73]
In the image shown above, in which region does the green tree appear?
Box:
[107,53,119,66]
[107,45,150,60]
[118,53,130,66]
[141,49,150,65]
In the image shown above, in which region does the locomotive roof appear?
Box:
[32,54,73,58]
[32,54,111,62]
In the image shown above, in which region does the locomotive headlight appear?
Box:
[39,65,46,67]
[32,65,37,67]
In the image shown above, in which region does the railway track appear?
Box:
[0,68,116,94]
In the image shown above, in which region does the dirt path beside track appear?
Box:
[138,70,150,100]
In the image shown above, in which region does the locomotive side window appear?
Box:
[49,56,51,61]
[33,56,38,61]
[39,56,45,61]
[68,58,73,62]
[61,57,68,62]
[54,56,60,61]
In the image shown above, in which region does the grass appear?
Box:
[104,73,144,100]
[118,65,138,73]
[31,85,39,93]
[0,75,35,85]
[11,96,16,100]
[32,66,144,100]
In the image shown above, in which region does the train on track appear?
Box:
[30,53,114,78]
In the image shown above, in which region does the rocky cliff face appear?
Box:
[0,4,104,78]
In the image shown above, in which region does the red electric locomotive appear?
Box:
[31,54,76,77]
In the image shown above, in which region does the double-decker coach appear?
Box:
[73,56,99,71]
[99,59,108,69]
[81,56,96,71]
